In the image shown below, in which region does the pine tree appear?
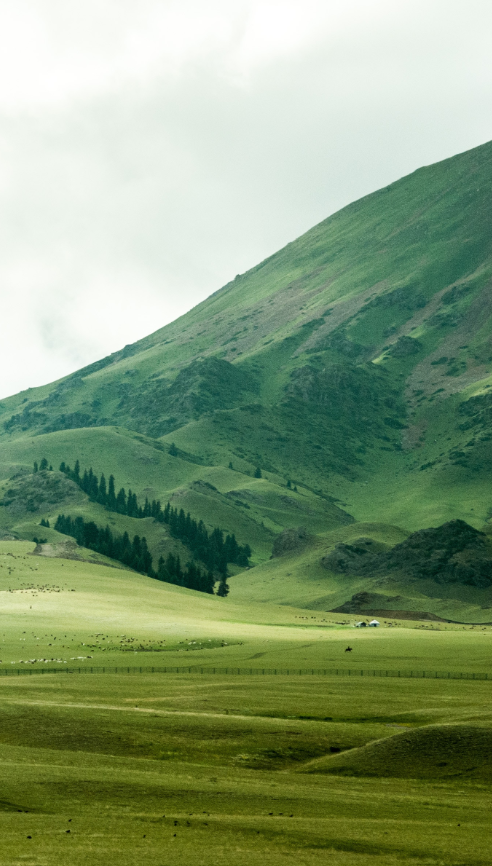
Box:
[33,461,38,473]
[202,571,216,594]
[140,537,153,575]
[89,471,99,500]
[116,487,127,514]
[157,556,168,581]
[236,543,252,567]
[165,552,177,581]
[98,473,107,506]
[175,555,183,584]
[107,475,116,511]
[127,491,139,517]
[216,577,230,597]
[40,458,48,471]
[254,466,262,478]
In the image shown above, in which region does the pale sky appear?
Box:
[1,0,492,399]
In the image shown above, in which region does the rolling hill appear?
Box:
[1,139,492,617]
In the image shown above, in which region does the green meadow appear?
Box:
[0,540,491,865]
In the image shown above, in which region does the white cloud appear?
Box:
[0,0,492,397]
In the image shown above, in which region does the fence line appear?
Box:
[0,665,489,681]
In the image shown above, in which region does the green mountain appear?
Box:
[1,138,492,616]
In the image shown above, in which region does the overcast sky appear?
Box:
[1,0,492,398]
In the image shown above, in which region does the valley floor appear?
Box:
[0,541,491,864]
[0,672,491,866]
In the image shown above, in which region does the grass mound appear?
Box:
[302,724,492,779]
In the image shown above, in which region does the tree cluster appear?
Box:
[156,553,216,594]
[40,457,251,595]
[54,514,218,594]
[53,458,251,574]
[59,460,164,520]
[34,458,52,472]
[162,503,250,576]
[54,514,154,576]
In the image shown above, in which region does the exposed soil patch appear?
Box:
[32,539,83,560]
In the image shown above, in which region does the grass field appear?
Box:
[0,540,491,864]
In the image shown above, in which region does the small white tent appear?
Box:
[368,620,380,627]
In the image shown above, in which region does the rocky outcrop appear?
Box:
[322,520,492,588]
[271,526,310,557]
[0,470,82,516]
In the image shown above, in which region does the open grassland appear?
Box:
[0,673,491,865]
[1,541,492,671]
[0,541,492,864]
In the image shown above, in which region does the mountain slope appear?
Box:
[1,139,492,577]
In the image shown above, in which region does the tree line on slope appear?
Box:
[35,457,252,591]
[55,458,250,573]
[53,514,221,595]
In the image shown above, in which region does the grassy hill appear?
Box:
[302,724,492,779]
[2,140,492,617]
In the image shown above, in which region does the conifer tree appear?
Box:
[216,577,229,597]
[107,475,116,511]
[81,469,90,493]
[116,487,127,514]
[202,570,216,594]
[89,471,99,500]
[98,473,107,506]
